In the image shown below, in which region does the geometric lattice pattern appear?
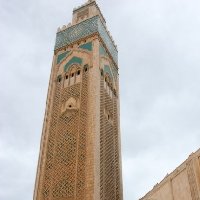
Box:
[37,64,89,200]
[100,73,121,200]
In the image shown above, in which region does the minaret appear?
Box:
[33,1,123,200]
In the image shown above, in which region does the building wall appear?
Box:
[140,149,200,200]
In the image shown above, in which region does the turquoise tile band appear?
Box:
[57,51,70,64]
[55,16,118,64]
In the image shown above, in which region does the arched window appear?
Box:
[77,70,81,76]
[57,75,62,82]
[84,64,89,72]
[69,66,77,86]
[101,69,104,77]
[76,68,81,83]
[64,73,70,88]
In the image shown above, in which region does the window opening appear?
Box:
[84,64,89,72]
[57,75,62,82]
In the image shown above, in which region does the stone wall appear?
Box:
[140,149,200,200]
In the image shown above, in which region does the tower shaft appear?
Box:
[34,1,123,200]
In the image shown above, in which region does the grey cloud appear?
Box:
[0,0,200,200]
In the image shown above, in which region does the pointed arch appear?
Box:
[64,57,83,72]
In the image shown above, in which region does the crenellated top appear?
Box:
[55,1,118,65]
[72,0,106,25]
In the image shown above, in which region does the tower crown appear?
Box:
[55,0,118,65]
[72,0,106,25]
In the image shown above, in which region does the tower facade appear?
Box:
[34,1,123,200]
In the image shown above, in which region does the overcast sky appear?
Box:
[0,0,200,200]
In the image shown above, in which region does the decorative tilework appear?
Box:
[55,16,118,64]
[57,51,70,64]
[64,57,83,72]
[79,42,92,51]
[99,44,108,57]
[104,65,113,79]
[98,20,118,64]
[55,17,98,51]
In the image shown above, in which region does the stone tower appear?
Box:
[33,1,123,200]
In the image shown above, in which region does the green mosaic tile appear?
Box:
[64,56,83,72]
[98,20,118,64]
[57,51,70,64]
[55,17,98,51]
[104,65,113,79]
[79,42,92,51]
[99,44,107,57]
[55,16,118,64]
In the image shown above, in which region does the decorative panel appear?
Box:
[57,51,70,64]
[55,17,98,51]
[100,44,108,57]
[55,16,118,64]
[64,57,83,72]
[104,65,113,79]
[79,42,93,51]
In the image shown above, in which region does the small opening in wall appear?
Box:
[69,105,72,108]
[108,114,110,120]
[57,76,62,82]
[101,70,103,76]
[85,67,88,72]
[77,70,81,75]
[71,73,74,77]
[66,75,69,79]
